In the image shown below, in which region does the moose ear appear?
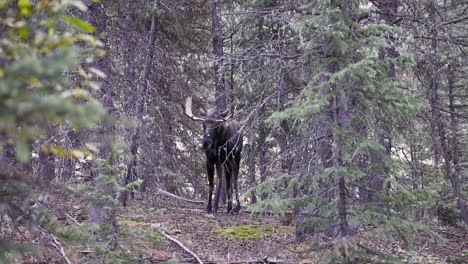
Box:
[219,110,230,119]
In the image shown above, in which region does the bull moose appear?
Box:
[184,97,243,214]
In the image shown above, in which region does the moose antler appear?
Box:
[184,97,205,121]
[218,109,232,121]
[184,96,233,122]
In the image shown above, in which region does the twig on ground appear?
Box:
[179,207,206,213]
[65,212,82,225]
[357,243,381,257]
[157,189,205,204]
[203,258,285,264]
[162,231,203,264]
[39,227,72,264]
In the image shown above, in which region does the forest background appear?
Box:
[0,0,466,263]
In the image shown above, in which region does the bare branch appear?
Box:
[156,189,205,204]
[163,231,203,264]
[441,15,468,26]
[39,227,72,264]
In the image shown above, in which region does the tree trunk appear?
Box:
[427,1,467,225]
[247,128,257,204]
[447,65,468,224]
[60,129,79,180]
[258,121,269,200]
[332,90,349,237]
[38,128,56,189]
[367,0,400,204]
[212,0,226,111]
[86,2,118,246]
[122,0,136,113]
[275,27,293,175]
[159,80,179,194]
[121,14,158,206]
[211,0,227,204]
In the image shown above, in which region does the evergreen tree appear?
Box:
[0,0,105,261]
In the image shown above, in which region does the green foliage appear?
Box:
[63,16,96,33]
[53,222,101,243]
[250,0,439,262]
[144,227,165,247]
[0,0,105,160]
[449,250,468,264]
[437,199,461,226]
[74,152,141,209]
[0,240,34,264]
[85,227,166,263]
[245,174,302,213]
[318,238,404,264]
[160,260,178,264]
[0,0,106,262]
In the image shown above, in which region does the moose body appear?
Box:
[184,97,243,214]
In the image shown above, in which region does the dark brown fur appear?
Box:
[201,111,243,214]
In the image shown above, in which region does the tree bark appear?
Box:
[122,0,136,113]
[212,0,226,111]
[38,128,56,189]
[430,0,468,224]
[447,65,468,224]
[211,0,227,204]
[85,2,119,246]
[367,0,399,204]
[121,14,158,206]
[428,1,467,225]
[332,88,349,237]
[247,126,257,204]
[275,22,293,175]
[258,121,269,200]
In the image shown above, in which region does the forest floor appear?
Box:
[124,194,318,263]
[11,190,468,264]
[121,193,467,264]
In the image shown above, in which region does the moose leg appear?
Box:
[206,162,215,214]
[224,163,233,214]
[213,163,223,213]
[233,155,241,213]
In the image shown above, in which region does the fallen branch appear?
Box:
[50,234,72,264]
[179,207,206,213]
[65,213,82,226]
[163,231,203,264]
[39,227,72,264]
[157,189,205,204]
[203,258,286,264]
[242,209,289,216]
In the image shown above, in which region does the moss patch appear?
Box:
[118,220,151,228]
[213,225,293,239]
